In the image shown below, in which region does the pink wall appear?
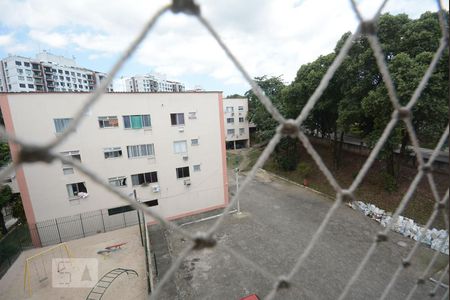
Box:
[0,94,41,247]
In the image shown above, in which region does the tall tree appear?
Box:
[0,185,16,234]
[246,76,286,141]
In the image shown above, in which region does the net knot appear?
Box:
[171,0,200,15]
[19,146,54,164]
[279,119,299,138]
[193,232,216,250]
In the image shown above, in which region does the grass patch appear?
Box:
[242,148,263,171]
[226,152,242,169]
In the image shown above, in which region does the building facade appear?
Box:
[123,74,185,93]
[223,97,250,149]
[0,92,228,246]
[0,52,112,93]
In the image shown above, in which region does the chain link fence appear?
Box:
[0,0,448,299]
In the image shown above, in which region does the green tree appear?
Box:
[0,143,11,167]
[0,185,16,234]
[338,12,448,181]
[245,76,286,141]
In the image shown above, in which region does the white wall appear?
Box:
[6,92,226,222]
[222,97,250,143]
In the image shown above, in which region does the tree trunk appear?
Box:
[333,128,339,170]
[386,150,396,179]
[0,209,8,235]
[337,132,344,170]
[396,131,409,177]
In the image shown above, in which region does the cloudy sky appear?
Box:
[0,0,446,95]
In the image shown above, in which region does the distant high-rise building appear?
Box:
[0,51,113,93]
[117,74,185,93]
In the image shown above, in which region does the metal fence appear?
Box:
[29,208,141,247]
[0,0,448,299]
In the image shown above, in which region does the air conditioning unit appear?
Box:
[182,155,189,161]
[178,127,184,132]
[151,185,160,193]
[184,179,191,186]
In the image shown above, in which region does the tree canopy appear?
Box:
[246,11,448,177]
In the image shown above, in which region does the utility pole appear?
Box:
[235,168,241,214]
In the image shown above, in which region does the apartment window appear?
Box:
[226,118,234,124]
[58,70,63,74]
[98,116,119,128]
[71,72,75,76]
[19,84,26,88]
[27,77,33,82]
[66,77,70,81]
[66,182,87,198]
[127,144,155,158]
[239,117,244,123]
[238,106,244,111]
[61,150,81,162]
[176,166,190,179]
[65,71,69,75]
[103,147,122,159]
[17,69,24,74]
[18,76,25,81]
[123,114,151,129]
[108,176,127,187]
[28,84,34,88]
[62,167,74,175]
[225,106,234,113]
[170,113,185,126]
[239,128,245,135]
[24,62,30,67]
[59,75,64,80]
[193,164,201,172]
[188,112,197,119]
[15,61,22,66]
[131,172,158,186]
[227,129,235,135]
[25,69,32,75]
[173,141,187,154]
[77,73,81,77]
[191,139,199,146]
[54,118,73,133]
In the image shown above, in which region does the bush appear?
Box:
[274,137,299,171]
[298,162,311,179]
[382,172,398,193]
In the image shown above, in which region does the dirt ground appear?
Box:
[0,225,147,300]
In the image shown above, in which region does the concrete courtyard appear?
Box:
[153,169,448,299]
[0,225,147,300]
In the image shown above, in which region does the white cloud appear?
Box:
[0,0,445,91]
[0,34,13,46]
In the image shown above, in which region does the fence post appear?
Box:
[55,218,62,243]
[79,214,85,237]
[137,210,144,247]
[100,210,106,232]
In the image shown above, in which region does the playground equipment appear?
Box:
[96,242,127,255]
[86,268,138,300]
[23,242,72,296]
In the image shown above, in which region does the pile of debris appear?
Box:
[349,201,449,255]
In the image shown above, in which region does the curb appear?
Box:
[257,168,336,201]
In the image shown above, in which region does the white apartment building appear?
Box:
[123,74,185,93]
[223,97,250,149]
[0,92,228,246]
[0,52,112,93]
